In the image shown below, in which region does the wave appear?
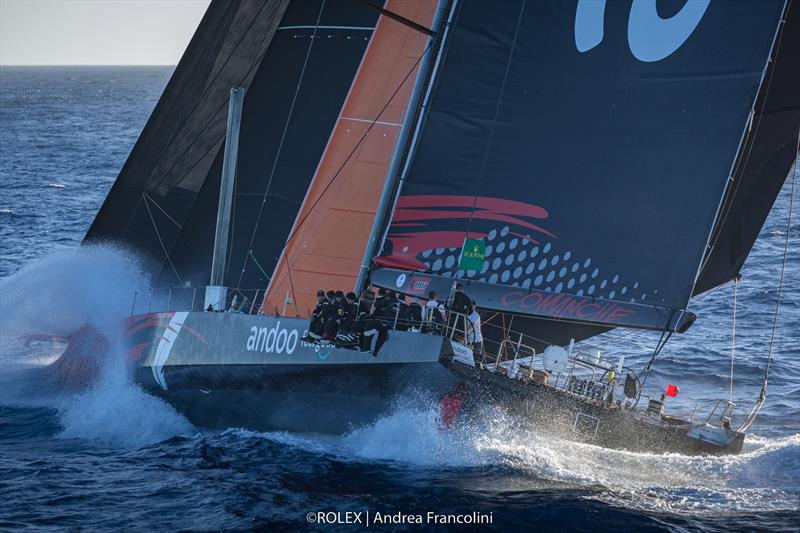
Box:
[0,246,194,447]
[227,400,799,517]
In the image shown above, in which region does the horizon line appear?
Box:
[0,63,178,67]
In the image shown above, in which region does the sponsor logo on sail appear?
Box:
[408,276,431,294]
[575,0,709,62]
[246,321,299,355]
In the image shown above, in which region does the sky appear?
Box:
[0,0,211,65]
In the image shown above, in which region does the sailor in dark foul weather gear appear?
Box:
[450,283,471,315]
[358,289,375,318]
[407,297,424,330]
[323,305,348,341]
[306,289,329,340]
[371,288,396,323]
[448,283,471,338]
[372,287,387,315]
[393,294,411,330]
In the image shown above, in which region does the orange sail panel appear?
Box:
[261,0,438,316]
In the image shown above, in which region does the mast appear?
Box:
[354,0,451,295]
[207,87,244,309]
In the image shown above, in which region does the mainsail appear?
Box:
[695,0,800,294]
[85,0,380,290]
[371,0,794,338]
[262,0,440,317]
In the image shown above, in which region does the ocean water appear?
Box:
[0,66,798,532]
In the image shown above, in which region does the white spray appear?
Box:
[0,246,194,447]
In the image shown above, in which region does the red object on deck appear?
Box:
[665,383,680,397]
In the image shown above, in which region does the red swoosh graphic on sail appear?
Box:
[376,195,554,270]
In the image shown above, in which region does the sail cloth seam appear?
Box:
[236,0,328,289]
[275,40,435,310]
[463,0,526,240]
[280,43,432,248]
[142,194,183,284]
[340,117,403,127]
[147,1,274,194]
[688,1,790,303]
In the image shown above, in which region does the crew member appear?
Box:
[448,283,471,338]
[467,302,483,355]
[407,297,423,330]
[307,289,328,339]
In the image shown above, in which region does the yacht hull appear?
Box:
[125,312,456,433]
[446,360,745,456]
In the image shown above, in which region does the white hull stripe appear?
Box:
[152,312,189,391]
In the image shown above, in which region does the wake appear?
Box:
[230,400,800,517]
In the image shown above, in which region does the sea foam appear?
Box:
[0,246,194,447]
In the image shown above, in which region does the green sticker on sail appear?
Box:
[458,238,485,271]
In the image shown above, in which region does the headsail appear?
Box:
[85,0,291,273]
[372,0,790,334]
[85,0,380,292]
[262,0,440,317]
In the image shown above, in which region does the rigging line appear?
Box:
[639,329,672,390]
[279,40,433,308]
[152,30,282,283]
[236,0,328,289]
[464,0,526,239]
[740,137,798,432]
[356,0,436,36]
[119,195,144,240]
[248,250,272,282]
[142,193,183,229]
[147,0,272,193]
[696,6,789,278]
[729,277,738,403]
[123,2,283,260]
[280,41,433,258]
[163,7,364,196]
[762,136,798,394]
[142,194,183,284]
